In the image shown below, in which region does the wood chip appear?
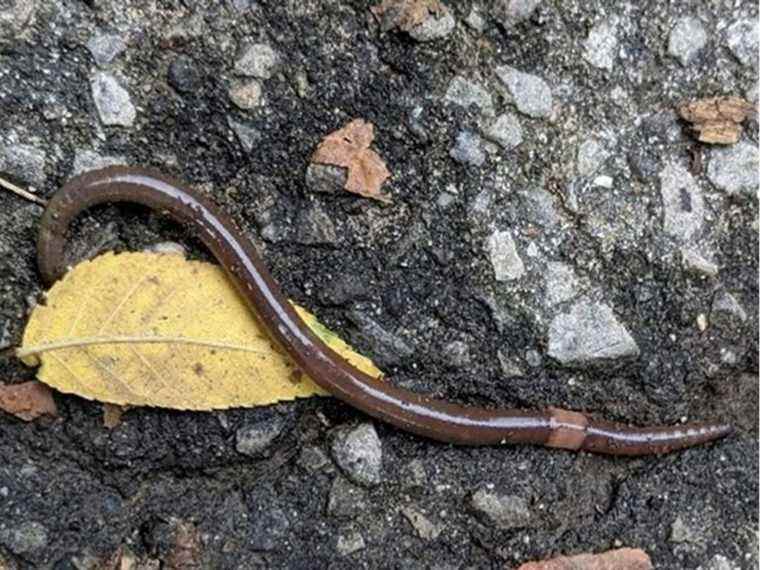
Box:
[678,96,756,145]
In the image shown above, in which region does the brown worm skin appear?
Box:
[36,166,733,455]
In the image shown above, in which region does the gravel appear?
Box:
[330,423,383,487]
[234,43,279,79]
[707,141,759,197]
[495,66,554,118]
[470,489,532,530]
[443,76,495,117]
[487,229,525,281]
[449,130,486,166]
[547,299,640,367]
[668,17,707,67]
[90,71,136,127]
[86,31,127,67]
[481,112,523,150]
[583,17,619,70]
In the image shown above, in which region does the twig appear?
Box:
[0,176,47,206]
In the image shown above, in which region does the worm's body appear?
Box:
[37,167,732,455]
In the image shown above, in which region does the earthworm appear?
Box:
[36,166,732,455]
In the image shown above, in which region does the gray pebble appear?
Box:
[443,76,495,117]
[348,310,414,366]
[450,130,486,166]
[235,414,284,457]
[470,489,531,530]
[168,55,201,94]
[330,423,383,487]
[408,4,455,42]
[495,66,553,118]
[681,247,718,278]
[0,142,46,188]
[464,6,486,32]
[726,19,759,68]
[229,80,263,110]
[544,262,579,306]
[296,203,337,245]
[72,150,125,176]
[487,229,525,282]
[234,43,279,79]
[401,507,443,540]
[660,161,704,242]
[668,17,707,66]
[670,515,700,544]
[401,459,427,487]
[490,0,540,29]
[297,445,330,473]
[547,299,640,367]
[86,31,127,67]
[524,349,542,368]
[0,521,48,554]
[583,17,619,70]
[481,113,523,150]
[577,138,610,177]
[91,71,136,127]
[497,349,525,377]
[711,291,747,326]
[707,141,759,197]
[444,340,471,367]
[227,117,261,153]
[336,531,365,555]
[248,504,290,551]
[305,163,347,194]
[328,476,369,518]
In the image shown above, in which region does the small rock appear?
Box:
[464,6,485,32]
[517,548,653,570]
[593,174,613,188]
[227,117,261,152]
[577,138,610,177]
[0,521,48,554]
[726,19,759,67]
[305,163,347,194]
[443,76,495,117]
[659,161,705,242]
[669,515,700,543]
[444,340,471,367]
[401,507,443,540]
[348,310,414,366]
[147,242,186,256]
[234,43,279,79]
[707,141,759,197]
[495,66,553,118]
[487,229,525,281]
[681,247,718,278]
[711,291,748,326]
[296,203,337,245]
[498,349,525,377]
[408,4,455,42]
[401,459,427,487]
[544,262,579,306]
[0,143,46,188]
[470,489,531,530]
[235,414,284,457]
[91,71,136,127]
[336,531,365,555]
[628,149,660,182]
[86,31,127,66]
[450,130,485,166]
[327,476,369,519]
[490,0,540,29]
[297,445,330,473]
[698,554,741,570]
[481,113,523,150]
[525,349,542,368]
[696,313,708,332]
[229,80,263,110]
[583,17,619,70]
[248,505,290,551]
[668,17,707,66]
[71,150,125,176]
[331,423,382,487]
[547,299,640,367]
[167,55,201,94]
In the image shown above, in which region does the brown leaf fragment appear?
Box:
[371,0,443,33]
[517,547,653,570]
[311,119,391,203]
[678,96,756,145]
[103,403,126,429]
[0,381,57,421]
[165,521,203,570]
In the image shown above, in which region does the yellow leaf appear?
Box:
[19,252,383,410]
